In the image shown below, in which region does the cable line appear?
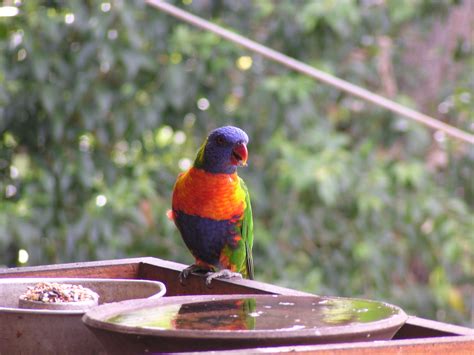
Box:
[146,0,474,145]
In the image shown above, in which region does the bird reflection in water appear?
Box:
[173,298,257,330]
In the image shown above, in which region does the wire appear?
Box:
[146,0,474,145]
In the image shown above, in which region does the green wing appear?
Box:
[239,177,254,279]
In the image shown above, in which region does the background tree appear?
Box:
[0,0,472,326]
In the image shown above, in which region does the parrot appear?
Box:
[169,126,254,285]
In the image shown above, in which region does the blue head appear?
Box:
[194,126,249,174]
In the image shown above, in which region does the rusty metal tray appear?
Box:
[1,257,472,353]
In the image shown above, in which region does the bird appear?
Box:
[169,125,254,285]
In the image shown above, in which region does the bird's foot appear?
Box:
[205,269,243,286]
[179,264,209,285]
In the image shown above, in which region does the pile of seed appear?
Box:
[20,282,99,303]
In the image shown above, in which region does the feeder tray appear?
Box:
[1,257,473,354]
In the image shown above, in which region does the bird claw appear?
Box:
[178,268,190,285]
[179,265,198,285]
[205,269,243,286]
[179,265,212,285]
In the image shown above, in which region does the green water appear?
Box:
[107,295,399,331]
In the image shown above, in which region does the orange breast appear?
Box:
[172,167,246,221]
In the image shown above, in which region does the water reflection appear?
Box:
[107,296,399,331]
[175,298,256,330]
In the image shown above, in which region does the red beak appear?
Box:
[231,142,248,166]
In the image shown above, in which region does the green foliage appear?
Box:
[1,0,472,327]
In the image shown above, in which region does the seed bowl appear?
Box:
[0,278,166,354]
[18,281,100,311]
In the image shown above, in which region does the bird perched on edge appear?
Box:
[169,126,254,285]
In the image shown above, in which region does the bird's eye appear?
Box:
[216,136,225,145]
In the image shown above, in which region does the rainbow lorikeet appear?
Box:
[169,126,254,285]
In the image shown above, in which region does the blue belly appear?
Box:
[173,210,240,267]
